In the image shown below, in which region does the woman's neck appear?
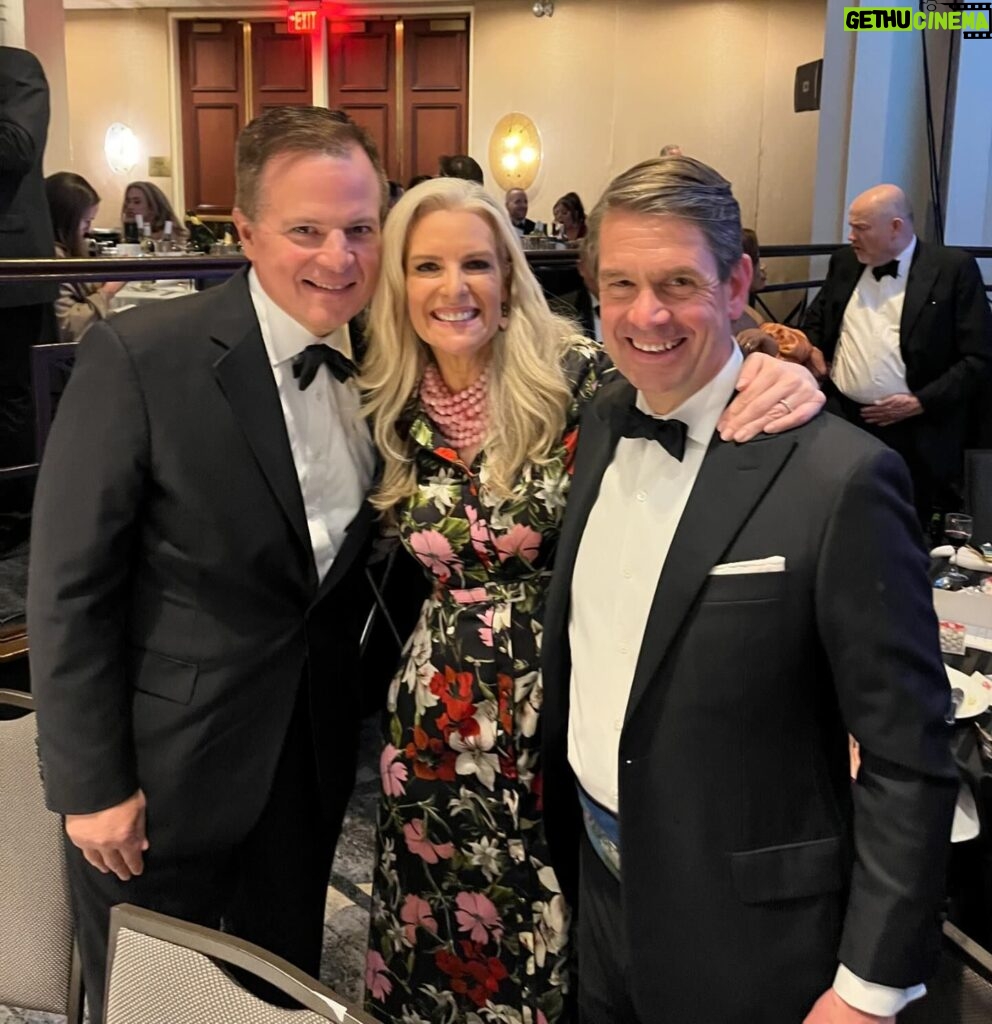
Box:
[432,352,490,392]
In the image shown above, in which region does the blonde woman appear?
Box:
[360,177,822,1024]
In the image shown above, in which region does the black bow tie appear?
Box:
[291,344,357,390]
[616,404,688,461]
[871,259,899,282]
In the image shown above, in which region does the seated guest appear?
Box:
[387,180,404,209]
[553,191,587,242]
[121,180,187,242]
[505,187,535,234]
[45,172,124,342]
[734,227,827,379]
[406,173,432,190]
[438,153,484,185]
[552,237,600,343]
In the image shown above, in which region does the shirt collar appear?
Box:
[895,235,917,276]
[635,342,742,447]
[248,267,352,368]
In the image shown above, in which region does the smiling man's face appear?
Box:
[234,146,382,336]
[598,210,749,414]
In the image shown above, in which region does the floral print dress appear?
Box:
[366,342,609,1024]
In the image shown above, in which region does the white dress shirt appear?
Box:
[248,269,374,581]
[567,342,922,1016]
[830,236,917,404]
[568,345,742,810]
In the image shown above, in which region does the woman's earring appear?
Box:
[499,301,510,331]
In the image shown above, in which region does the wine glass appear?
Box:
[934,512,974,589]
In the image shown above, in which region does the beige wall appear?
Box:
[25,0,71,172]
[59,0,826,269]
[63,8,175,231]
[471,0,825,308]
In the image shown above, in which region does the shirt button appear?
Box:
[619,643,628,654]
[636,490,647,502]
[614,719,622,731]
[623,568,632,579]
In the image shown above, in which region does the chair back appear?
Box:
[901,921,992,1022]
[0,689,82,1018]
[964,449,992,547]
[106,904,379,1024]
[30,341,78,461]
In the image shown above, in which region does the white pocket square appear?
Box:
[709,556,786,576]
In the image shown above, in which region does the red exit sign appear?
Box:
[287,7,319,33]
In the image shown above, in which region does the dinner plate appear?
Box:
[945,664,992,719]
[930,545,992,572]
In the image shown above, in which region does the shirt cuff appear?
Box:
[833,965,926,1017]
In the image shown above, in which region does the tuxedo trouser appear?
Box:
[576,832,643,1024]
[64,679,338,1023]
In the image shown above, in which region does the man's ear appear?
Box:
[726,255,751,319]
[232,208,254,253]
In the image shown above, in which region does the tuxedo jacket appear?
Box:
[542,376,958,1023]
[803,242,992,476]
[28,271,388,858]
[0,46,58,307]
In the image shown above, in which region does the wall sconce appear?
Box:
[105,122,140,174]
[488,113,542,191]
[532,1,554,16]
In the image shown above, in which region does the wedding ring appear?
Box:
[777,397,792,414]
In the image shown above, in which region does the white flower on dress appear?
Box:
[420,469,461,512]
[467,836,505,881]
[514,671,541,739]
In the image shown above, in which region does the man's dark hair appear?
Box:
[438,154,484,185]
[235,106,388,220]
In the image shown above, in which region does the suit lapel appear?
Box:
[210,273,314,571]
[900,240,938,344]
[624,431,797,725]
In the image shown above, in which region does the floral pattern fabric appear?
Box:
[366,341,609,1024]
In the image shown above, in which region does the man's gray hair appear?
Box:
[587,156,743,282]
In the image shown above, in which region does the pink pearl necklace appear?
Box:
[419,362,489,448]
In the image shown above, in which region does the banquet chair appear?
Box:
[900,920,992,1023]
[105,903,379,1024]
[30,341,77,460]
[0,689,84,1022]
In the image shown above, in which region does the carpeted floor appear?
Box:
[0,716,381,1023]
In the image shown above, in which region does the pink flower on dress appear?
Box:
[477,606,494,648]
[379,743,408,797]
[400,893,438,945]
[365,949,392,1001]
[409,529,459,581]
[403,818,455,864]
[454,891,504,945]
[493,523,542,565]
[465,504,493,562]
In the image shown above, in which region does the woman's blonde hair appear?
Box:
[361,176,575,513]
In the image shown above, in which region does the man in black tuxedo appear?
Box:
[505,187,535,235]
[542,157,957,1024]
[29,107,397,1020]
[803,184,992,527]
[0,46,58,541]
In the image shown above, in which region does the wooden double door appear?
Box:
[179,16,469,217]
